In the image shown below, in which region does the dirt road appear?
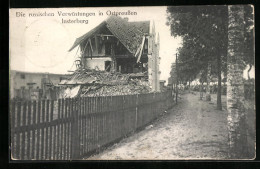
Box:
[87,92,229,160]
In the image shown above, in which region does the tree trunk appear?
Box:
[217,54,222,110]
[227,5,248,158]
[188,80,191,93]
[200,81,204,100]
[206,63,211,101]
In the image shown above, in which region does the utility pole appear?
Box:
[176,53,178,104]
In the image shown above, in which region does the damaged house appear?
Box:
[61,16,160,97]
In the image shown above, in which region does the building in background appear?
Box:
[10,70,69,100]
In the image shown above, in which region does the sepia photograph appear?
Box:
[9,5,255,160]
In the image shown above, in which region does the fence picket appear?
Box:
[68,98,72,159]
[45,100,49,159]
[83,97,86,155]
[61,99,64,160]
[56,99,61,159]
[80,98,84,156]
[101,97,104,147]
[31,101,36,159]
[94,97,97,149]
[69,99,73,159]
[26,101,31,159]
[49,100,54,159]
[36,100,41,160]
[87,98,90,152]
[11,101,15,159]
[71,98,80,159]
[91,98,94,151]
[78,98,82,156]
[16,102,21,159]
[65,99,68,160]
[21,101,27,159]
[83,97,87,155]
[96,97,99,149]
[41,100,45,160]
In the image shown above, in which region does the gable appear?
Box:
[69,16,150,55]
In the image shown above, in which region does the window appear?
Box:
[20,74,25,79]
[105,61,111,72]
[27,83,36,89]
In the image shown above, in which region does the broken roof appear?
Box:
[59,69,129,86]
[59,69,147,86]
[68,16,150,54]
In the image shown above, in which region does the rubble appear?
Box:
[59,69,152,97]
[81,79,151,97]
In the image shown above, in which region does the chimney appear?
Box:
[123,17,129,22]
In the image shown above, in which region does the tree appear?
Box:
[226,5,253,158]
[244,5,255,80]
[166,6,228,110]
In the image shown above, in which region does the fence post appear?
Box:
[135,94,138,130]
[10,100,15,159]
[71,98,80,159]
[153,92,156,118]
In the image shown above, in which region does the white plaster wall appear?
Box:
[85,57,112,71]
[13,72,43,89]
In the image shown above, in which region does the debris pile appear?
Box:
[59,69,151,98]
[81,79,151,97]
[59,69,129,86]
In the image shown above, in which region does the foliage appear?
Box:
[166,6,254,83]
[166,6,228,83]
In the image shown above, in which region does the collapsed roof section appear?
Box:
[59,69,147,86]
[58,69,150,98]
[68,16,150,55]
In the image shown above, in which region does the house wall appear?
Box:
[154,44,160,91]
[148,22,160,92]
[11,71,44,90]
[10,72,15,99]
[84,57,112,71]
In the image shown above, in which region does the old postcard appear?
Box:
[9,6,255,160]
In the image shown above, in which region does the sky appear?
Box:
[10,7,182,83]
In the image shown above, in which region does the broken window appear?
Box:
[105,61,111,72]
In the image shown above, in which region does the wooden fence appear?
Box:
[10,91,174,160]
